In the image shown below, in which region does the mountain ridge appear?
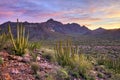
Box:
[0,19,120,40]
[1,19,120,30]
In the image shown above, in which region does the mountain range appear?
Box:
[0,19,120,40]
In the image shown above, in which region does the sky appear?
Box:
[0,0,120,30]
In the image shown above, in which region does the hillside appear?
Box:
[0,19,120,40]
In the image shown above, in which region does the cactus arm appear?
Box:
[8,24,17,50]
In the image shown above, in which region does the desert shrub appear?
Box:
[106,58,120,74]
[30,53,38,62]
[42,52,54,62]
[88,77,95,80]
[0,33,9,50]
[34,72,41,79]
[45,74,55,80]
[54,40,78,67]
[0,57,3,65]
[29,41,42,62]
[97,56,120,74]
[8,19,29,56]
[55,68,69,80]
[29,41,42,51]
[40,47,55,62]
[97,73,104,78]
[111,74,120,80]
[31,62,39,74]
[97,54,108,65]
[70,69,80,78]
[46,67,69,80]
[54,40,93,79]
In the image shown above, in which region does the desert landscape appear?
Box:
[0,0,120,80]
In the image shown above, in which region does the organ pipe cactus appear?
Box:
[8,19,29,56]
[54,40,93,78]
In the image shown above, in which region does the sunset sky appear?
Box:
[0,0,120,30]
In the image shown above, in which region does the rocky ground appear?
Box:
[0,50,58,80]
[0,50,112,80]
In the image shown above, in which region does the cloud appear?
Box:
[0,11,14,18]
[0,0,120,29]
[106,10,120,18]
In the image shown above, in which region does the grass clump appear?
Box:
[31,62,39,74]
[97,56,120,74]
[55,68,69,80]
[45,67,69,80]
[40,47,55,62]
[29,41,42,62]
[111,74,120,80]
[97,73,104,78]
[31,52,38,62]
[0,57,3,65]
[0,33,9,50]
[45,74,55,80]
[8,19,29,56]
[29,41,42,51]
[42,52,54,62]
[54,40,93,79]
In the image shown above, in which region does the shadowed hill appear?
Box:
[0,19,120,40]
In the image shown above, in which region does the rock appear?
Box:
[24,53,30,57]
[37,51,42,55]
[40,63,52,70]
[2,73,12,80]
[17,56,23,61]
[8,55,23,62]
[90,70,97,77]
[22,53,31,63]
[104,72,111,78]
[0,51,9,58]
[0,50,60,80]
[22,57,30,63]
[40,71,46,77]
[11,68,20,74]
[95,66,105,73]
[37,56,41,61]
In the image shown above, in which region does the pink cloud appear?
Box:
[0,11,14,17]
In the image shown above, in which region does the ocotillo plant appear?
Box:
[8,19,29,56]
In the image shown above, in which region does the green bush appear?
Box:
[46,67,69,80]
[30,53,38,62]
[42,52,54,62]
[54,40,93,78]
[31,62,39,74]
[56,68,69,79]
[29,41,42,51]
[8,19,29,56]
[0,33,9,50]
[97,73,104,78]
[29,41,42,62]
[70,70,80,78]
[54,40,78,67]
[45,74,55,80]
[111,74,120,80]
[97,56,120,74]
[0,57,3,65]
